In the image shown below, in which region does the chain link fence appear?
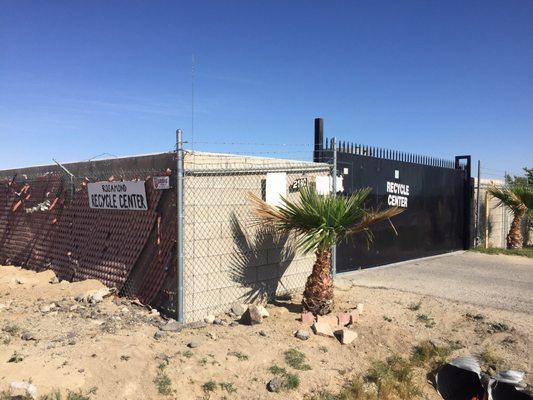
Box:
[473,166,532,248]
[0,143,334,322]
[0,154,179,317]
[182,150,332,322]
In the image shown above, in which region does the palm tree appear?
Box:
[247,186,403,315]
[487,184,533,249]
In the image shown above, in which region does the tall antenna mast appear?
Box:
[191,53,195,150]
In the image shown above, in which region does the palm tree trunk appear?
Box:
[302,248,334,315]
[507,214,523,249]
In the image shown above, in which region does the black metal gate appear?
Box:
[314,119,472,272]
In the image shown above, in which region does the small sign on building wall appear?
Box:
[88,181,148,211]
[266,172,286,207]
[316,175,344,195]
[153,176,170,190]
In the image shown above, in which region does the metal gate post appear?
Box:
[475,160,481,247]
[331,137,337,277]
[176,129,185,323]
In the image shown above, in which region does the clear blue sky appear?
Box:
[1,1,532,177]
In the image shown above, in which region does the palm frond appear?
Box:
[487,184,531,215]
[247,186,404,254]
[512,185,533,211]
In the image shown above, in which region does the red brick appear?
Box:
[300,312,315,326]
[337,312,351,326]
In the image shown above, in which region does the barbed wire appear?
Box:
[186,140,316,147]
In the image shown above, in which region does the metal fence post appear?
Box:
[176,129,185,323]
[475,160,481,246]
[53,158,75,202]
[331,137,337,277]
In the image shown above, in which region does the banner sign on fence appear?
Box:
[153,176,170,190]
[88,181,148,211]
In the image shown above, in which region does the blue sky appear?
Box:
[1,1,532,177]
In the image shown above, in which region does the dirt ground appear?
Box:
[0,256,531,400]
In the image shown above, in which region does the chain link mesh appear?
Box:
[182,151,331,322]
[0,155,179,317]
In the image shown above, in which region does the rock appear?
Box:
[43,271,59,284]
[489,322,510,333]
[10,381,38,399]
[337,313,351,326]
[204,315,216,324]
[317,314,338,326]
[256,305,270,318]
[231,303,247,316]
[184,321,207,330]
[89,292,104,304]
[69,305,79,312]
[259,330,267,337]
[336,328,358,345]
[229,321,238,327]
[160,320,183,332]
[40,303,55,313]
[241,305,263,325]
[120,306,130,314]
[155,353,170,362]
[295,329,310,341]
[312,321,335,338]
[21,331,36,341]
[267,376,284,393]
[208,332,218,340]
[300,312,315,326]
[213,318,223,325]
[154,330,166,340]
[15,278,25,285]
[149,309,160,318]
[334,278,353,291]
[75,288,113,304]
[187,341,199,348]
[430,338,446,349]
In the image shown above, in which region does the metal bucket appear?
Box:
[435,357,487,400]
